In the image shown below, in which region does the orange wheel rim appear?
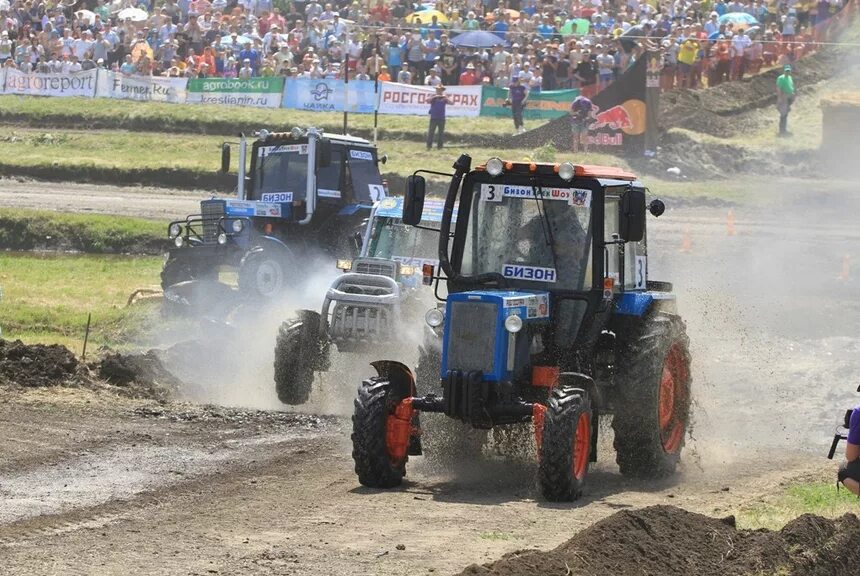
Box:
[659,343,687,454]
[572,412,590,480]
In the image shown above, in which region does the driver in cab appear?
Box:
[515,196,589,288]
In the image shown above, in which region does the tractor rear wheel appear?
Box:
[352,377,410,488]
[612,314,691,478]
[273,310,322,405]
[538,386,593,502]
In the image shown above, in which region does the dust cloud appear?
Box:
[649,180,859,470]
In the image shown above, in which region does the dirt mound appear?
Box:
[456,505,860,576]
[0,339,82,387]
[98,350,182,402]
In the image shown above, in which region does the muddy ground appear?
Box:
[0,180,859,575]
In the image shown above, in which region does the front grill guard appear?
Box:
[167,216,250,246]
[323,273,402,343]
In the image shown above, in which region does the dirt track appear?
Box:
[1,180,858,574]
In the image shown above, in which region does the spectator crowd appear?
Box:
[0,0,848,94]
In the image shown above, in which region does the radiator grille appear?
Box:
[353,258,398,279]
[446,301,497,374]
[201,201,225,243]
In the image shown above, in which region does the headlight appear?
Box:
[174,236,184,248]
[558,161,575,181]
[231,219,244,233]
[336,259,352,271]
[257,129,270,141]
[486,157,504,177]
[168,223,182,239]
[290,127,304,139]
[504,314,523,333]
[425,308,444,328]
[400,265,415,276]
[217,232,228,245]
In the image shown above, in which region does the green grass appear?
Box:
[738,481,860,531]
[0,94,520,139]
[0,252,163,353]
[0,208,166,254]
[0,126,737,199]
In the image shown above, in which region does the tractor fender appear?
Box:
[240,236,296,265]
[370,360,417,399]
[558,372,600,463]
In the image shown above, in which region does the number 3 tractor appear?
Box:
[350,155,692,501]
[161,127,387,312]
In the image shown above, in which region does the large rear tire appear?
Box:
[538,386,593,502]
[612,314,691,478]
[273,310,322,405]
[238,248,291,300]
[352,377,410,488]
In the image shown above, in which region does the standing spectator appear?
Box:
[458,61,477,85]
[596,44,614,90]
[776,64,795,136]
[238,57,253,78]
[730,28,752,80]
[837,401,860,496]
[397,65,412,84]
[570,94,593,153]
[426,84,451,150]
[507,74,528,134]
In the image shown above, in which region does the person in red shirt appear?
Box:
[458,61,477,85]
[370,0,389,24]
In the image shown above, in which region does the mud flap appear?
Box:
[371,361,422,456]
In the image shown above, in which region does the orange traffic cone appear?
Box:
[726,209,737,236]
[680,226,692,253]
[838,254,851,281]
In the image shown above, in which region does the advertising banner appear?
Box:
[185,77,284,108]
[282,78,377,113]
[96,70,188,103]
[378,82,482,117]
[3,69,97,97]
[585,56,647,151]
[480,86,580,119]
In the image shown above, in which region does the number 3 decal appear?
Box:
[635,256,647,289]
[481,184,501,202]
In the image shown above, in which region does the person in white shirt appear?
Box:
[73,30,94,61]
[730,28,752,79]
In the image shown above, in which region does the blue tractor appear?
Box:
[351,154,691,501]
[161,127,387,308]
[273,197,452,405]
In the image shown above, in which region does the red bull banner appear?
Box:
[582,57,647,152]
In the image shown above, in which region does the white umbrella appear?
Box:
[117,7,149,22]
[75,9,97,22]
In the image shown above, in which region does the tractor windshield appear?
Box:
[250,144,309,201]
[367,218,440,268]
[460,177,593,291]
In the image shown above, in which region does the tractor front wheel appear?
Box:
[538,386,593,502]
[238,248,290,300]
[612,314,692,478]
[273,310,323,405]
[352,377,412,488]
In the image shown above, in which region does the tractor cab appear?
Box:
[162,127,387,303]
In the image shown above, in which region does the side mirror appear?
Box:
[220,143,231,174]
[619,188,646,242]
[403,175,426,226]
[649,199,665,217]
[317,138,332,169]
[377,154,388,165]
